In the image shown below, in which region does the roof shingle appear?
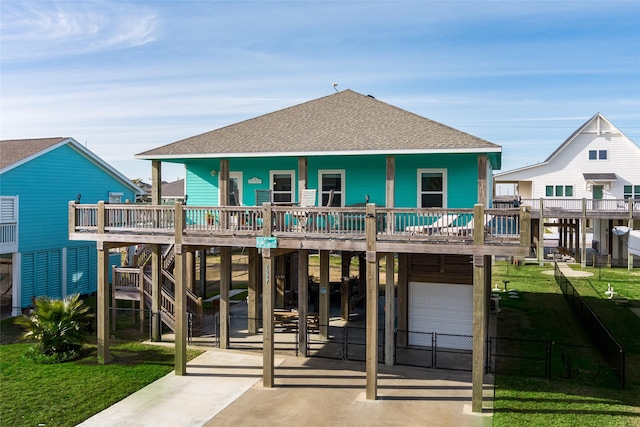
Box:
[0,137,67,170]
[136,90,499,159]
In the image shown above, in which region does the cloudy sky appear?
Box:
[1,1,639,182]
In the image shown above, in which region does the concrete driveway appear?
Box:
[79,348,493,427]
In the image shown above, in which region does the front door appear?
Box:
[593,185,603,200]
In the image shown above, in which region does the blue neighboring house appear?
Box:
[0,137,142,316]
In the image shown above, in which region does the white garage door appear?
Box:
[408,282,473,350]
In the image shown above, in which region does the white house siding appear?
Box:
[498,123,640,200]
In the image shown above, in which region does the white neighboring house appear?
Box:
[495,113,640,264]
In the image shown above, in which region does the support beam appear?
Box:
[341,252,350,321]
[97,243,110,364]
[629,202,635,271]
[276,255,286,309]
[186,251,195,292]
[319,250,330,340]
[151,244,162,341]
[471,204,486,413]
[220,246,232,349]
[298,249,309,356]
[365,203,378,400]
[386,156,395,208]
[151,161,161,205]
[174,203,187,375]
[248,248,259,333]
[199,250,207,297]
[477,154,488,207]
[581,199,587,268]
[397,253,408,347]
[384,253,395,366]
[262,204,275,388]
[298,157,308,201]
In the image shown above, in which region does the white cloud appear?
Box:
[0,1,157,61]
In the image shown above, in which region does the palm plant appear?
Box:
[16,294,93,363]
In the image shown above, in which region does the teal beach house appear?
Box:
[0,137,142,316]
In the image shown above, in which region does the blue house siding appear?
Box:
[1,142,136,308]
[2,144,136,252]
[184,153,481,208]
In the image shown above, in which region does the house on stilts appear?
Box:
[68,90,531,412]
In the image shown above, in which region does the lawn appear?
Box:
[0,315,201,427]
[492,261,640,426]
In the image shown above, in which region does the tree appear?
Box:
[16,294,93,363]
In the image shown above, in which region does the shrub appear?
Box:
[16,294,93,363]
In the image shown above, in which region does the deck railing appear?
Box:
[70,201,526,244]
[521,198,639,214]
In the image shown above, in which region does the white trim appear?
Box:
[318,169,345,207]
[417,168,447,208]
[11,252,21,316]
[270,170,295,203]
[221,172,243,205]
[136,147,502,161]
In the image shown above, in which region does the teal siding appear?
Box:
[22,249,63,302]
[67,244,98,296]
[1,143,136,253]
[184,153,481,208]
[1,142,136,307]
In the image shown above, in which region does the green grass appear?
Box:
[0,316,201,427]
[492,261,640,426]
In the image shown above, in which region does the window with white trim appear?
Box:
[588,149,608,160]
[545,185,573,197]
[624,185,640,200]
[319,170,344,206]
[270,170,295,203]
[417,169,446,208]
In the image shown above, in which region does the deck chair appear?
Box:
[293,189,317,231]
[449,214,495,237]
[405,214,459,235]
[255,189,272,206]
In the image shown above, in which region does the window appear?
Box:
[270,171,294,203]
[546,185,573,198]
[624,185,640,200]
[319,170,344,206]
[108,192,123,203]
[588,149,608,160]
[417,169,446,208]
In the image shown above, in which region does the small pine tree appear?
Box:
[16,294,93,363]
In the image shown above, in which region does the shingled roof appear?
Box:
[0,137,68,170]
[136,90,500,159]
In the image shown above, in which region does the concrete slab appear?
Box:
[78,350,284,427]
[204,356,493,427]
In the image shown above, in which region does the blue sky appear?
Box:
[2,1,639,182]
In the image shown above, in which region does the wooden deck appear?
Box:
[69,202,531,256]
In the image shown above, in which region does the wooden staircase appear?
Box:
[112,244,203,332]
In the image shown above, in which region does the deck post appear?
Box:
[248,248,259,333]
[220,246,231,349]
[340,252,350,321]
[262,203,275,387]
[477,155,488,207]
[174,202,187,376]
[365,203,378,400]
[151,244,162,341]
[298,249,309,356]
[319,250,330,340]
[629,202,635,271]
[384,252,395,366]
[298,157,308,202]
[472,204,486,413]
[581,199,587,268]
[396,253,408,347]
[538,199,544,266]
[97,242,110,364]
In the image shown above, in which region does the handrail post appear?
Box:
[97,201,105,234]
[365,203,378,400]
[68,201,76,235]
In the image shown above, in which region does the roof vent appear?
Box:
[367,94,375,98]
